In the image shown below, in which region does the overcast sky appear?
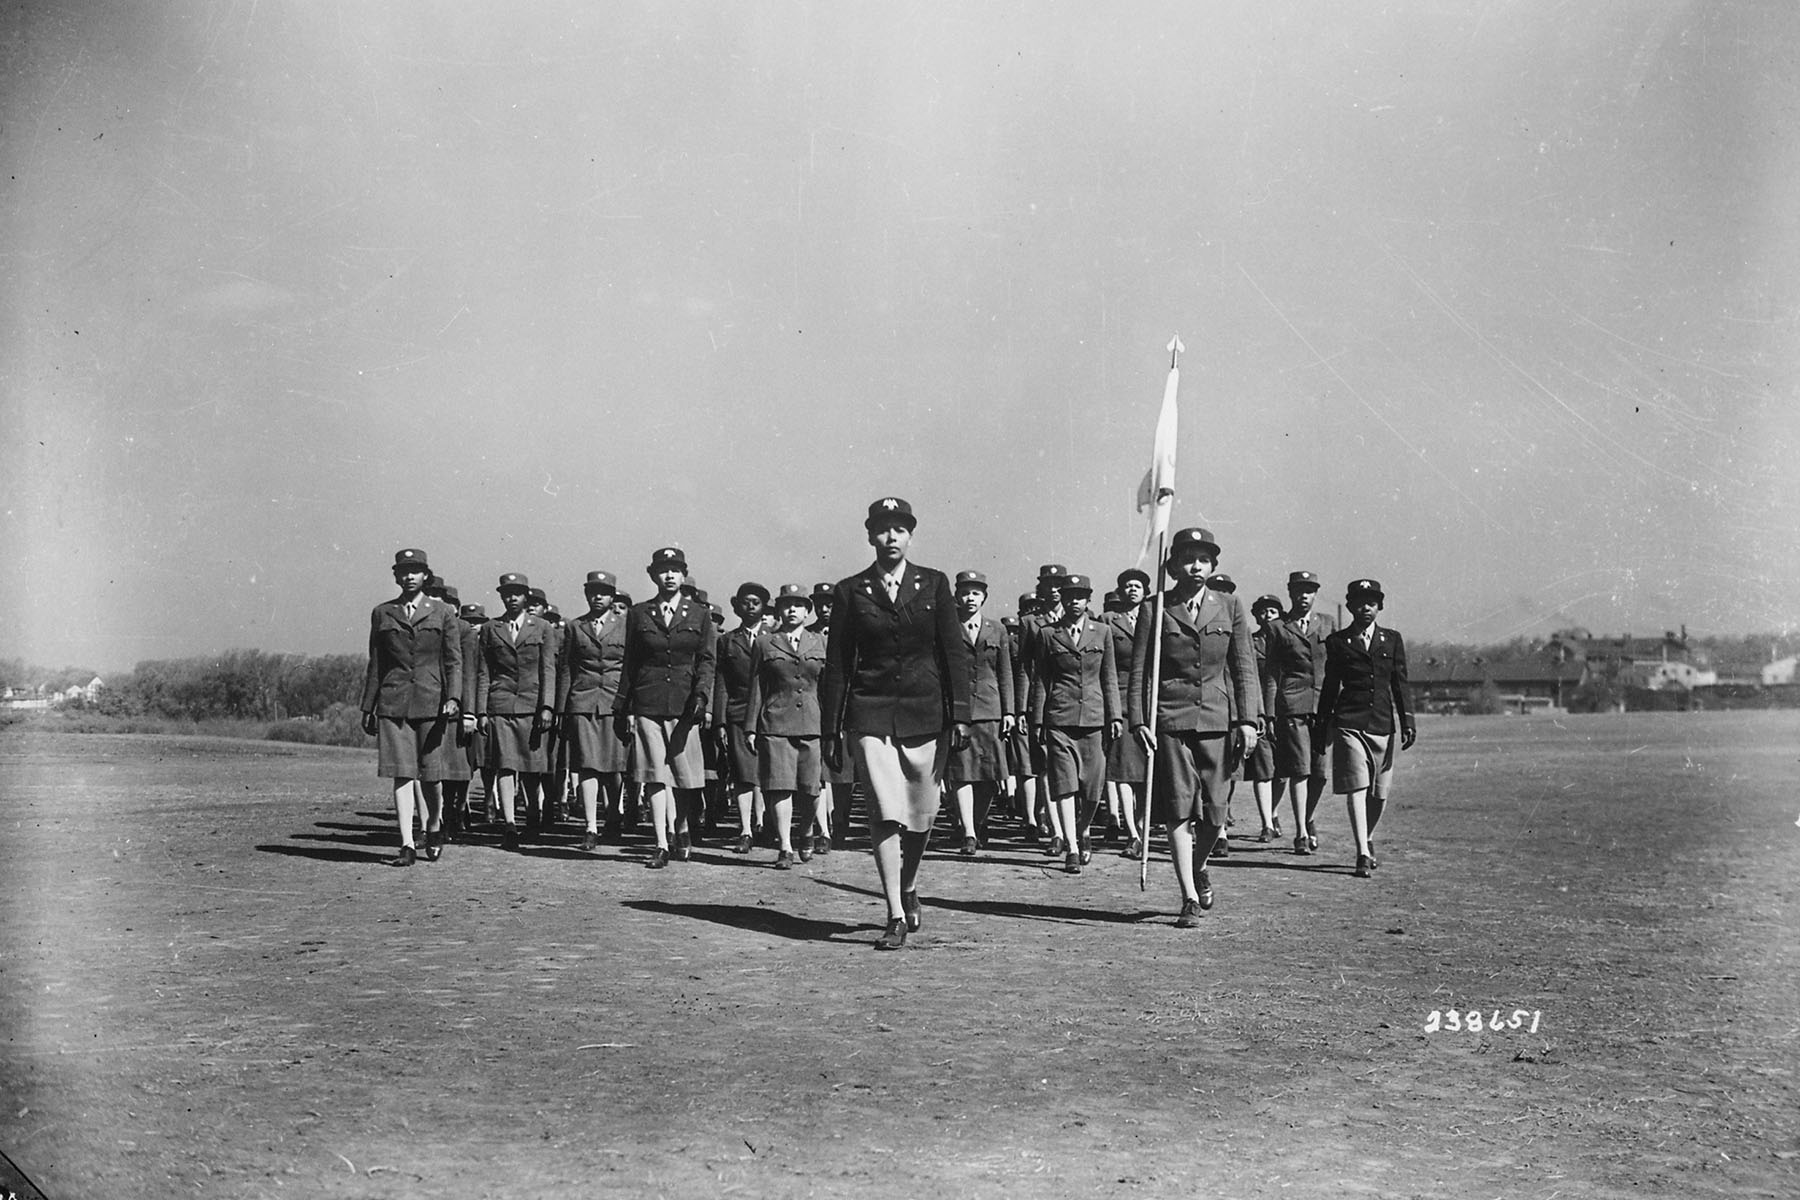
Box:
[3,1,1795,673]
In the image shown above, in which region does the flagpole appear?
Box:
[1138,524,1168,891]
[1135,333,1182,891]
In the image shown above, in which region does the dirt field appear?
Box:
[2,712,1796,1198]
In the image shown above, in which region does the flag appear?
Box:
[1135,336,1182,566]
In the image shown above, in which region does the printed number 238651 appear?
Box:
[1425,1008,1541,1034]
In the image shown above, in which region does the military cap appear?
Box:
[954,570,989,592]
[1251,593,1285,615]
[1168,527,1221,560]
[1038,563,1068,579]
[459,602,488,622]
[424,574,447,595]
[527,587,548,606]
[774,583,813,609]
[1060,573,1094,596]
[1346,578,1385,604]
[811,582,834,598]
[1116,568,1151,589]
[865,496,917,531]
[649,546,688,572]
[1287,570,1321,591]
[543,609,563,624]
[392,548,430,573]
[734,581,771,603]
[440,585,460,606]
[496,572,530,593]
[1207,573,1237,593]
[584,570,618,592]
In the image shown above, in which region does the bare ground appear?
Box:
[2,711,1797,1198]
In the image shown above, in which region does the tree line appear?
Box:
[88,650,363,722]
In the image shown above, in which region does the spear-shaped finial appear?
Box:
[1168,334,1185,369]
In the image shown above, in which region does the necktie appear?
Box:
[883,574,900,602]
[789,634,800,654]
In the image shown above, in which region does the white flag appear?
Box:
[1135,337,1182,565]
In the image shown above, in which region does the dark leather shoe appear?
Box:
[732,834,752,855]
[647,847,669,869]
[1354,855,1372,878]
[814,834,831,856]
[1197,869,1214,910]
[501,824,520,851]
[1078,834,1092,865]
[797,841,813,863]
[390,845,416,867]
[1293,836,1312,856]
[774,851,794,870]
[874,919,907,950]
[582,830,600,852]
[1367,842,1379,870]
[1306,821,1318,851]
[1046,836,1066,858]
[422,831,442,863]
[674,833,692,862]
[1175,899,1201,929]
[1064,852,1081,875]
[1212,835,1229,857]
[902,891,922,932]
[960,836,978,857]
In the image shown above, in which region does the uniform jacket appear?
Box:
[457,617,483,715]
[711,625,761,727]
[475,612,558,715]
[1318,624,1413,738]
[745,628,827,737]
[361,595,463,719]
[614,594,718,720]
[1251,625,1278,728]
[1029,618,1120,729]
[820,562,973,740]
[1010,611,1052,714]
[1127,588,1261,734]
[962,615,1015,722]
[1266,610,1338,717]
[556,610,628,716]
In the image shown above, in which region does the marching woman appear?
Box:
[557,571,632,852]
[1103,569,1151,857]
[743,585,828,869]
[947,570,1014,857]
[361,548,463,866]
[820,498,973,950]
[1027,574,1122,875]
[614,546,718,869]
[1317,578,1415,878]
[475,573,557,850]
[1127,528,1261,928]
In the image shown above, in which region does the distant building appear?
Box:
[1763,656,1797,687]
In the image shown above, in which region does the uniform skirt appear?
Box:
[1242,733,1276,782]
[377,716,454,781]
[633,716,706,789]
[722,723,758,786]
[484,713,549,773]
[1105,723,1148,785]
[947,720,1008,784]
[1274,715,1326,780]
[1152,730,1228,826]
[563,712,630,774]
[1044,725,1106,809]
[758,734,821,794]
[853,733,946,833]
[1331,727,1395,797]
[430,720,474,783]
